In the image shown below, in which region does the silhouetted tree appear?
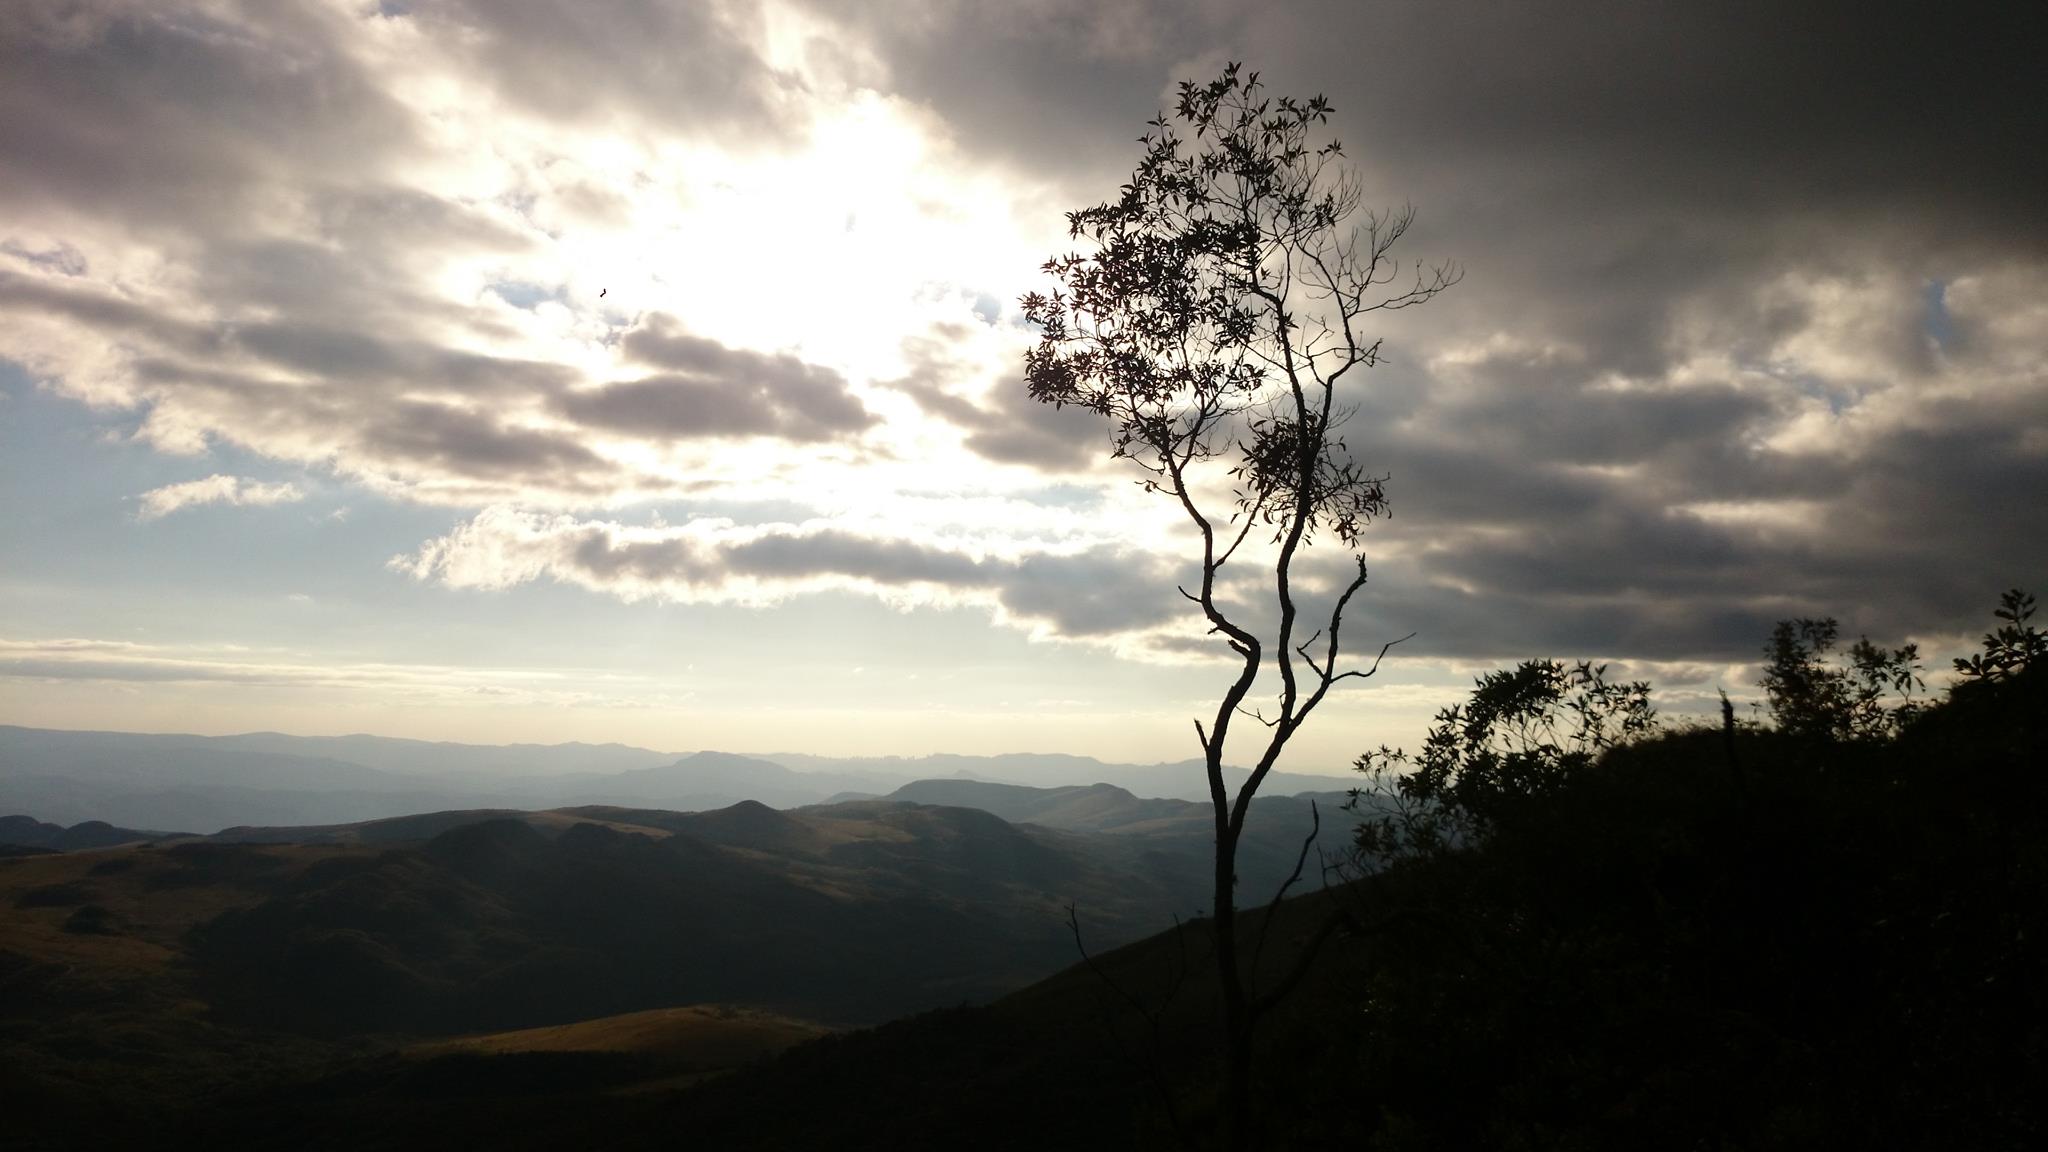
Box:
[1021,63,1456,1149]
[1316,595,2048,1149]
[1350,660,1656,865]
[1952,588,2044,682]
[1760,617,1923,742]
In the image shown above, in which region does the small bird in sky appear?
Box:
[599,288,607,298]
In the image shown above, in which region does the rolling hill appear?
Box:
[1,724,1358,833]
[0,785,1361,1149]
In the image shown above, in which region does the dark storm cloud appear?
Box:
[1274,1,2048,249]
[1216,0,2048,414]
[556,314,876,442]
[1318,400,2048,666]
[792,0,1241,187]
[396,0,796,141]
[829,0,2046,365]
[4,0,2044,673]
[819,0,2048,665]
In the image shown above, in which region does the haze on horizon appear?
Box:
[2,1,2043,771]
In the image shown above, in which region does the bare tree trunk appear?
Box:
[1213,822,1251,1151]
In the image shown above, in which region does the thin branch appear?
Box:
[1235,704,1282,729]
[1254,900,1434,1023]
[1250,799,1320,990]
[1213,489,1269,569]
[1064,904,1193,1148]
[1327,631,1414,687]
[1065,903,1152,1019]
[1251,911,1347,1018]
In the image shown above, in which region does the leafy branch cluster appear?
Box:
[1760,618,1925,743]
[1020,63,1457,809]
[1350,660,1656,864]
[1022,61,1457,555]
[1952,588,2044,683]
[1352,591,2037,875]
[1320,592,2047,1151]
[1020,63,1456,1151]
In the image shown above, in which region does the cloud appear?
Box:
[790,0,1247,191]
[392,0,799,143]
[0,238,87,277]
[136,474,305,520]
[554,313,877,442]
[0,637,684,708]
[0,0,999,510]
[0,1,423,228]
[813,0,2048,663]
[881,325,1105,470]
[393,506,1188,647]
[2,0,2043,692]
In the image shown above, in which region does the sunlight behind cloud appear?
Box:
[2,0,2042,758]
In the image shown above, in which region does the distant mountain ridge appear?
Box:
[211,731,683,778]
[1,724,1359,834]
[0,813,181,851]
[762,749,1349,801]
[883,778,1353,836]
[4,793,1323,1038]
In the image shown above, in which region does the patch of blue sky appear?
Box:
[1736,355,1855,415]
[0,363,1095,691]
[0,361,440,638]
[490,280,568,310]
[1923,279,1954,350]
[1021,483,1105,511]
[632,496,826,527]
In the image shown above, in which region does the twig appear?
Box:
[1065,904,1194,1148]
[1250,800,1320,990]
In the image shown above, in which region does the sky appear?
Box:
[2,0,2043,775]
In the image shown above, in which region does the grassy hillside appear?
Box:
[7,642,2036,1149]
[404,1004,829,1094]
[651,650,2048,1150]
[0,794,1255,1148]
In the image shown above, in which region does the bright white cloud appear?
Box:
[136,474,305,519]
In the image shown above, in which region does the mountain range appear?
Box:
[0,724,1357,833]
[7,656,2040,1149]
[2,776,1365,1144]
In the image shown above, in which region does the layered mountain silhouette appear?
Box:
[1,724,1352,832]
[0,813,177,851]
[2,729,1361,1149]
[5,788,1336,1044]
